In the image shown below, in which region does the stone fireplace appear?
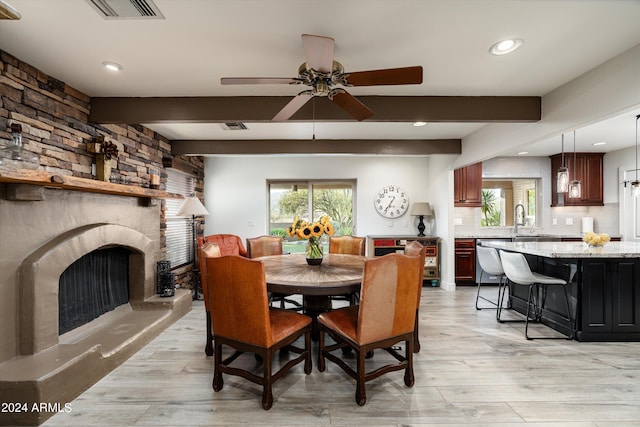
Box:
[0,184,191,426]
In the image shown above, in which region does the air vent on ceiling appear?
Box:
[221,123,249,131]
[86,0,164,19]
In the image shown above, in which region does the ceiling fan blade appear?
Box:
[221,77,298,85]
[331,91,374,121]
[272,93,313,121]
[302,34,334,73]
[345,66,423,86]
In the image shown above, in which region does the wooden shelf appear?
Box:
[0,169,183,199]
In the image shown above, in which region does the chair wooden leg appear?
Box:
[413,310,421,353]
[355,349,367,406]
[212,340,223,391]
[205,311,214,356]
[404,338,415,387]
[262,349,273,410]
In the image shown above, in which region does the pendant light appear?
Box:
[568,129,582,198]
[632,114,640,197]
[557,133,569,193]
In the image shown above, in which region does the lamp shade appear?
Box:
[177,196,210,216]
[410,202,433,217]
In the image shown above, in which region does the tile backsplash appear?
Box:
[454,203,619,237]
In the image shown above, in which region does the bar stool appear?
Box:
[498,250,574,340]
[475,245,506,316]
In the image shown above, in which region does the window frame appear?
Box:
[267,179,357,236]
[165,169,196,269]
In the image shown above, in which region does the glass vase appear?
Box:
[306,238,323,265]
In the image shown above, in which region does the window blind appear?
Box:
[165,170,195,269]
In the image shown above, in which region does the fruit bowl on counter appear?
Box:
[583,232,611,248]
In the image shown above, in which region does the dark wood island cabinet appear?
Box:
[480,240,640,341]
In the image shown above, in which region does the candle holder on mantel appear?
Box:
[87,136,119,181]
[0,123,40,171]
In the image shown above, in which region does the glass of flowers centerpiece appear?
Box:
[286,215,335,265]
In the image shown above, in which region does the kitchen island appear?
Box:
[480,241,640,341]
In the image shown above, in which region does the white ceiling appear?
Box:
[2,0,640,156]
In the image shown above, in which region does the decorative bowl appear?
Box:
[583,232,610,248]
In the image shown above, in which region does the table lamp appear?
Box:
[177,196,210,300]
[410,202,433,236]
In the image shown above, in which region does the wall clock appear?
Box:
[374,185,409,218]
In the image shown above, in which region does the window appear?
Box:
[481,179,538,227]
[269,180,356,253]
[165,169,195,268]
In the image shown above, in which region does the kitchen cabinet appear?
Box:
[550,153,604,206]
[454,238,476,284]
[580,259,640,339]
[454,162,482,207]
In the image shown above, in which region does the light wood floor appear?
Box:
[43,286,640,426]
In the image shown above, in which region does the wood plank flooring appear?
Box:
[42,286,640,426]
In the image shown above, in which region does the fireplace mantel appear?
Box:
[0,169,183,200]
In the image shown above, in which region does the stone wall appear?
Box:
[0,49,204,284]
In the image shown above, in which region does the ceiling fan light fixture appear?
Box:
[490,38,523,55]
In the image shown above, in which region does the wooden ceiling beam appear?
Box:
[90,96,540,124]
[171,139,461,156]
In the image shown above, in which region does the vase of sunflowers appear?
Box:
[286,215,335,265]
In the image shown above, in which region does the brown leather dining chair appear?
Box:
[204,255,312,410]
[246,235,283,258]
[197,241,221,356]
[317,253,422,406]
[329,235,366,255]
[328,235,366,306]
[200,233,248,257]
[197,234,247,356]
[247,235,303,311]
[404,240,427,353]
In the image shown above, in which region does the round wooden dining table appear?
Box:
[259,253,366,337]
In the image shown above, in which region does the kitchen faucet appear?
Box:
[514,203,526,235]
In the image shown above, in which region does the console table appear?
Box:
[367,235,440,286]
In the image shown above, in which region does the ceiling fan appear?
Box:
[221,34,423,122]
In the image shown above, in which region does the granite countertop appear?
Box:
[480,241,640,258]
[455,234,621,240]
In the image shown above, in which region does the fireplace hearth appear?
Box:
[0,186,191,426]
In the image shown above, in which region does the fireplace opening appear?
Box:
[58,247,131,335]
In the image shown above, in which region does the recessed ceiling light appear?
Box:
[102,61,123,71]
[517,151,529,155]
[489,38,523,55]
[412,121,427,127]
[592,141,607,146]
